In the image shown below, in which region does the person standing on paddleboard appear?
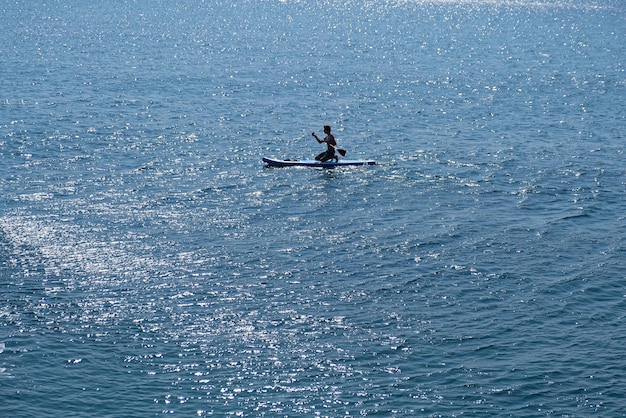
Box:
[312,125,338,162]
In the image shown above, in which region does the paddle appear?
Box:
[311,132,347,156]
[333,145,347,157]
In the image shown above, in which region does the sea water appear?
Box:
[1,0,625,416]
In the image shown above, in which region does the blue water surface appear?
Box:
[1,0,625,416]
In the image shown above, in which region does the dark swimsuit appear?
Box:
[316,147,336,162]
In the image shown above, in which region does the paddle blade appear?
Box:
[337,149,347,157]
